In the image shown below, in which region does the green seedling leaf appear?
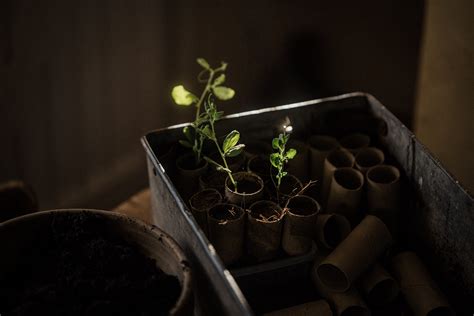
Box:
[201,125,213,139]
[179,139,193,148]
[197,58,210,69]
[226,144,245,157]
[215,111,224,120]
[171,85,197,106]
[286,148,297,160]
[213,74,225,86]
[281,171,288,177]
[270,153,280,168]
[223,130,240,153]
[183,126,193,142]
[213,86,235,100]
[272,138,280,150]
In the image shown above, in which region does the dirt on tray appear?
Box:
[0,212,180,316]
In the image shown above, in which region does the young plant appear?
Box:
[270,130,297,192]
[200,98,245,190]
[171,58,235,165]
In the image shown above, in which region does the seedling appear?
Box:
[200,97,245,190]
[171,58,235,165]
[270,127,297,194]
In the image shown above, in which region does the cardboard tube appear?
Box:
[322,149,355,206]
[189,188,222,236]
[315,214,351,250]
[208,203,245,265]
[287,139,310,182]
[355,147,385,175]
[312,255,370,316]
[264,299,333,316]
[340,133,371,155]
[282,195,320,256]
[317,215,393,292]
[367,165,400,210]
[391,252,454,316]
[247,200,283,262]
[359,263,399,306]
[175,153,208,201]
[326,168,364,224]
[225,172,264,208]
[309,135,340,182]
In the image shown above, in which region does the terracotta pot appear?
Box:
[263,299,332,316]
[308,135,339,182]
[0,209,193,315]
[391,252,454,316]
[326,167,364,225]
[339,133,371,155]
[321,149,355,206]
[315,214,351,250]
[287,139,310,182]
[317,215,392,292]
[207,203,246,266]
[359,263,399,306]
[225,172,264,208]
[247,200,283,262]
[175,153,208,201]
[189,189,222,236]
[312,254,370,316]
[354,147,385,175]
[282,195,320,256]
[366,164,400,211]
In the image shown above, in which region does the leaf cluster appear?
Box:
[270,132,297,187]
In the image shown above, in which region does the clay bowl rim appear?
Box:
[0,208,192,315]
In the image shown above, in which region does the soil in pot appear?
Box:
[189,189,222,236]
[208,203,245,266]
[225,172,264,208]
[247,200,284,262]
[0,212,181,316]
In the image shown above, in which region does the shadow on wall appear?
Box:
[1,0,424,209]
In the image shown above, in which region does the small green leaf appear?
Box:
[281,171,288,177]
[213,74,225,86]
[220,62,228,71]
[212,86,235,100]
[270,153,280,168]
[197,58,210,69]
[201,125,213,139]
[226,144,245,157]
[179,140,193,148]
[215,111,224,120]
[286,148,297,159]
[223,130,240,153]
[272,138,280,150]
[183,126,193,142]
[171,85,197,106]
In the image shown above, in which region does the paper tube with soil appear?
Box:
[247,200,283,262]
[317,215,393,292]
[208,203,246,266]
[175,153,208,200]
[312,254,370,316]
[247,155,273,182]
[354,147,385,175]
[282,195,320,256]
[339,133,371,155]
[287,139,310,183]
[326,167,364,225]
[391,251,454,316]
[359,263,399,307]
[309,135,339,181]
[268,174,303,206]
[315,214,351,250]
[189,188,222,236]
[225,172,264,208]
[264,299,333,316]
[321,149,355,206]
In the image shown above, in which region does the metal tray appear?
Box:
[141,92,473,314]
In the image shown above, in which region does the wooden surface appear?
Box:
[113,188,152,224]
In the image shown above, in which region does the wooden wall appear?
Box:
[1,0,424,209]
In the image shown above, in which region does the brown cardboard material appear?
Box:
[287,139,310,182]
[355,147,385,175]
[366,165,400,211]
[208,203,246,266]
[315,214,351,250]
[225,172,264,208]
[282,195,320,256]
[264,299,333,316]
[175,153,208,201]
[326,168,364,224]
[247,200,283,262]
[317,215,393,292]
[391,252,454,316]
[360,263,399,306]
[321,149,355,206]
[308,135,340,182]
[339,133,371,155]
[189,188,222,236]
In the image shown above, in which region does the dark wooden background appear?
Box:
[1,0,425,209]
